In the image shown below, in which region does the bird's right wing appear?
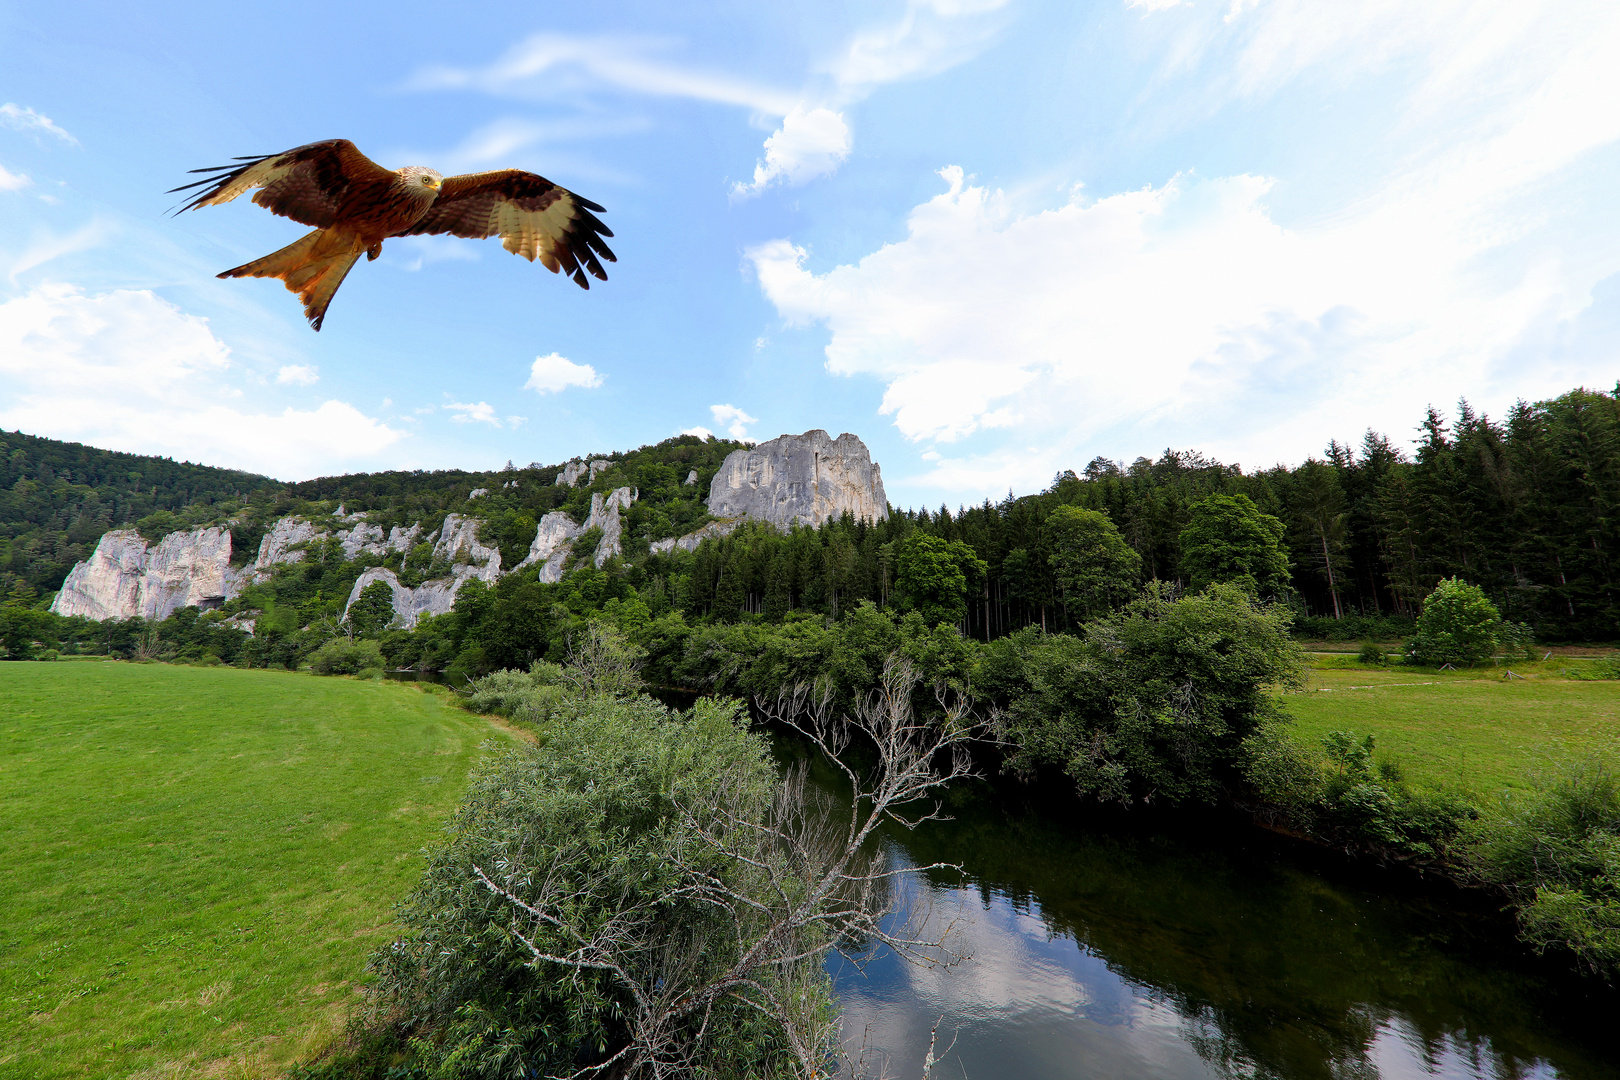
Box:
[399,170,616,288]
[169,139,394,228]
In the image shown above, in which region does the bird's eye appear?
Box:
[422,176,433,185]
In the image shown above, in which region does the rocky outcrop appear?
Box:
[340,513,502,629]
[708,430,886,528]
[251,516,421,574]
[650,519,742,556]
[51,527,243,621]
[468,487,490,499]
[555,459,614,487]
[514,487,637,583]
[684,470,699,486]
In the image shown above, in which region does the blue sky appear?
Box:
[2,0,1617,508]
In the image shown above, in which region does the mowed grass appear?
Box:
[0,662,521,1079]
[1284,663,1620,797]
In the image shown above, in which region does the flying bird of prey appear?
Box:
[170,139,615,330]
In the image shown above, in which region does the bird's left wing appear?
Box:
[169,139,395,228]
[396,170,616,288]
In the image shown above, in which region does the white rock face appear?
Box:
[684,470,699,486]
[340,513,502,629]
[649,519,742,556]
[513,487,637,583]
[708,430,887,528]
[254,517,326,567]
[51,527,242,621]
[468,487,490,499]
[554,458,615,487]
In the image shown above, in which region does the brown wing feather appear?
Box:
[169,140,395,229]
[396,169,617,288]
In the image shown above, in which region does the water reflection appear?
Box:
[828,784,1616,1080]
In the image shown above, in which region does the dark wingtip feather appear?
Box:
[574,195,607,214]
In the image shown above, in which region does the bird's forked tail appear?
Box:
[219,228,364,331]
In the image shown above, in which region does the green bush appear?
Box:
[366,691,832,1078]
[1407,577,1503,666]
[1357,641,1388,665]
[1469,760,1620,977]
[462,662,567,724]
[990,583,1305,805]
[306,638,384,676]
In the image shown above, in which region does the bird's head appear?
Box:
[398,165,444,195]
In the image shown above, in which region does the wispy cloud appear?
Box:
[0,103,79,146]
[5,220,104,283]
[407,34,797,114]
[0,163,30,191]
[445,400,502,426]
[524,351,603,394]
[275,364,319,386]
[411,5,1010,199]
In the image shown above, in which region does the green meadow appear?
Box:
[0,662,521,1080]
[1285,661,1620,797]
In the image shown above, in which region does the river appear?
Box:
[817,773,1618,1080]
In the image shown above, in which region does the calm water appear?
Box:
[815,776,1619,1080]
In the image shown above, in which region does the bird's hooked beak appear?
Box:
[429,176,442,190]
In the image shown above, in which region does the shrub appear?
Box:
[366,693,826,1078]
[307,638,384,676]
[1468,759,1620,977]
[1357,641,1388,665]
[462,662,567,724]
[992,583,1305,805]
[1407,577,1504,666]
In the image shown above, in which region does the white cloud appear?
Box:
[709,404,758,440]
[0,285,404,478]
[733,107,852,198]
[5,220,103,283]
[828,0,1010,93]
[681,425,716,439]
[408,35,796,114]
[1127,0,1187,10]
[0,103,78,145]
[751,130,1620,493]
[445,401,502,425]
[0,163,30,191]
[414,7,1008,198]
[275,364,319,386]
[524,351,603,394]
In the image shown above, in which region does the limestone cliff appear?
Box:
[514,487,636,583]
[51,527,242,621]
[707,430,887,528]
[340,512,502,629]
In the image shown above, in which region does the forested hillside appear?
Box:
[0,431,280,603]
[5,384,1616,641]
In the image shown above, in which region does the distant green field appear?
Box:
[0,662,520,1079]
[1284,665,1620,797]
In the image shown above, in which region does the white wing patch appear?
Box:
[494,197,578,269]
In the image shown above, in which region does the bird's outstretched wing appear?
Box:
[169,139,395,228]
[396,170,617,288]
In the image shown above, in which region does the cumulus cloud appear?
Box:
[0,285,404,478]
[681,425,715,439]
[709,404,758,440]
[444,400,502,425]
[733,107,852,198]
[524,351,603,394]
[751,134,1620,494]
[0,163,30,191]
[275,364,319,386]
[0,103,78,145]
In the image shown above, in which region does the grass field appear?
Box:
[0,662,521,1080]
[1284,662,1620,797]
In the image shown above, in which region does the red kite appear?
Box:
[171,139,615,330]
